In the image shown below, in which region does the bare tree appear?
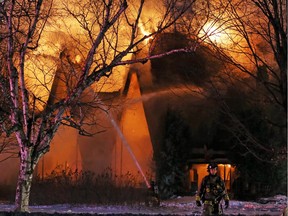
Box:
[0,0,195,212]
[220,0,285,108]
[195,0,287,162]
[180,0,286,108]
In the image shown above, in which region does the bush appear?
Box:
[29,166,147,205]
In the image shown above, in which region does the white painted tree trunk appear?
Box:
[14,147,37,212]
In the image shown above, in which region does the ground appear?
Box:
[0,195,287,215]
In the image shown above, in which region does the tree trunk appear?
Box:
[14,147,36,212]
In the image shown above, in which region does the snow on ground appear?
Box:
[0,195,287,215]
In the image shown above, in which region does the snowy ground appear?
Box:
[0,195,287,215]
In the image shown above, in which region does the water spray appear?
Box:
[105,109,151,189]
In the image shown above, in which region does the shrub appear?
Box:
[30,166,147,205]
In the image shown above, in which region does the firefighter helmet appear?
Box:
[207,162,218,171]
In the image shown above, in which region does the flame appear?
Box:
[139,21,153,44]
[199,21,230,44]
[23,0,163,103]
[75,55,82,64]
[199,20,253,73]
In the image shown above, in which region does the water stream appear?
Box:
[122,85,204,107]
[105,109,151,188]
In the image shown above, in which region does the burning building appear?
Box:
[0,36,235,196]
[34,31,236,193]
[0,1,240,198]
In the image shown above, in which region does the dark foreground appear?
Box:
[0,195,287,216]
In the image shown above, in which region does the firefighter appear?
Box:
[195,162,229,215]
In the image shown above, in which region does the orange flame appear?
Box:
[139,21,153,44]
